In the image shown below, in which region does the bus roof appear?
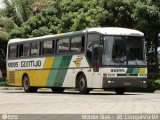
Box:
[86,27,144,36]
[8,27,144,44]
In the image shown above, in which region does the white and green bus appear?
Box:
[7,27,147,94]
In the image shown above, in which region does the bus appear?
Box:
[6,27,147,94]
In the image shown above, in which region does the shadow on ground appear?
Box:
[2,90,143,96]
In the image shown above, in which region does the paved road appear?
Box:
[0,89,160,114]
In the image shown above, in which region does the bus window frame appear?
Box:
[70,35,85,53]
[22,43,30,57]
[41,40,55,55]
[56,37,70,54]
[30,41,40,56]
[101,35,146,67]
[8,44,18,59]
[7,34,86,60]
[55,35,85,55]
[86,32,101,66]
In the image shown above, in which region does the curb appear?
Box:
[0,87,51,91]
[0,87,105,92]
[0,87,22,90]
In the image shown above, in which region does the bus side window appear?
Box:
[57,38,70,53]
[30,42,39,56]
[71,36,85,53]
[8,44,17,59]
[23,43,30,57]
[42,40,53,55]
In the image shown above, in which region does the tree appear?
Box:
[103,0,134,28]
[0,16,15,74]
[132,0,160,72]
[2,0,35,26]
[59,0,106,32]
[2,0,23,26]
[10,0,106,38]
[10,1,61,38]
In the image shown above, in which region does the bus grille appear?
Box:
[9,71,15,83]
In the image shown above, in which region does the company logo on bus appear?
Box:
[74,58,83,67]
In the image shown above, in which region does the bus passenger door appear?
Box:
[92,44,102,88]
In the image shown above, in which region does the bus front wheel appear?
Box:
[114,88,126,95]
[78,74,90,94]
[22,75,38,93]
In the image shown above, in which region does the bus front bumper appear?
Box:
[102,77,147,88]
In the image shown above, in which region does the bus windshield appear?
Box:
[102,36,145,65]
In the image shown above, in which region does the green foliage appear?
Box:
[0,82,8,86]
[0,16,15,32]
[10,5,61,38]
[0,77,8,86]
[148,72,160,80]
[0,30,9,41]
[0,77,6,82]
[103,0,133,27]
[14,0,34,22]
[0,16,15,70]
[31,26,52,37]
[10,0,106,38]
[2,0,23,26]
[2,0,35,26]
[146,79,157,92]
[154,79,160,89]
[132,0,160,73]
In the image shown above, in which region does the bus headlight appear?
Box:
[141,80,146,84]
[108,80,114,84]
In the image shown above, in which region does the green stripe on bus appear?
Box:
[46,56,63,87]
[127,68,139,74]
[132,68,139,74]
[54,56,72,87]
[46,55,72,87]
[126,68,134,74]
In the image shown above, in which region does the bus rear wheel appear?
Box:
[114,88,126,95]
[51,87,65,93]
[78,74,90,94]
[22,75,38,93]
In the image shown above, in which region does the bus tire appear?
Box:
[78,74,90,94]
[114,88,126,95]
[22,75,38,93]
[51,87,65,93]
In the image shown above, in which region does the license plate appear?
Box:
[124,82,132,86]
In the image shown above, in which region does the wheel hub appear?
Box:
[24,78,29,90]
[80,78,85,88]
